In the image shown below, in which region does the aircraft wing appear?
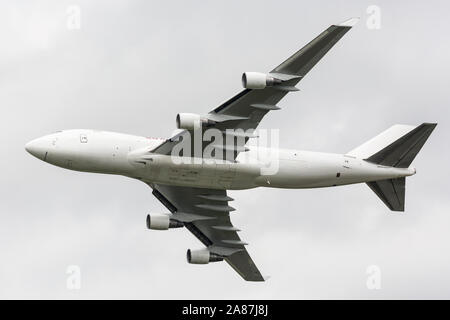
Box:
[145,19,358,280]
[152,18,358,159]
[148,182,265,281]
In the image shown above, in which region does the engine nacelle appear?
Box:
[241,72,282,89]
[176,113,214,130]
[146,214,183,230]
[186,249,223,264]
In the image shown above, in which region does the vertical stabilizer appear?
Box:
[364,123,437,168]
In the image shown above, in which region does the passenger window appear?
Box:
[80,134,88,143]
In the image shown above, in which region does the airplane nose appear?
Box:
[25,137,48,161]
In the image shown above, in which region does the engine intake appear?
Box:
[146,214,184,230]
[176,113,215,130]
[241,72,282,89]
[186,249,223,264]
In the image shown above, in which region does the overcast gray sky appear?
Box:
[1,0,449,299]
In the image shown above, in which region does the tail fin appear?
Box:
[364,123,437,168]
[349,123,437,211]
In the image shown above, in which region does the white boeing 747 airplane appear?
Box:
[26,18,436,281]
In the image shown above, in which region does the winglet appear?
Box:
[336,17,360,27]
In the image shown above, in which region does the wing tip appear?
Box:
[336,17,360,27]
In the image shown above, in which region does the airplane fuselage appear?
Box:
[25,129,415,190]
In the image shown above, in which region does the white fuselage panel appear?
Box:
[25,130,415,190]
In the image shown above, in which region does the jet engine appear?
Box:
[146,214,184,230]
[241,72,282,89]
[176,113,214,130]
[186,249,224,264]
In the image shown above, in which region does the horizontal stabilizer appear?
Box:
[367,177,405,212]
